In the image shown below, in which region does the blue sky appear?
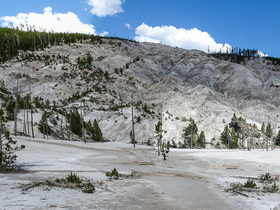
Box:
[0,0,279,57]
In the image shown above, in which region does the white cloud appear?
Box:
[100,31,109,36]
[135,23,232,53]
[125,23,131,29]
[256,50,268,57]
[87,0,124,17]
[0,7,96,34]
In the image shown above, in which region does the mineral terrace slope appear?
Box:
[1,39,280,144]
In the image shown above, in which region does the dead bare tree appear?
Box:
[60,111,64,140]
[23,101,26,135]
[14,79,19,136]
[131,96,135,148]
[26,97,30,136]
[29,83,34,138]
[80,100,86,143]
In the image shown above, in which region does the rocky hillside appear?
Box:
[1,37,280,148]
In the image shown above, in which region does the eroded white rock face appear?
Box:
[1,39,280,146]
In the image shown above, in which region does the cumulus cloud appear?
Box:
[0,7,96,34]
[87,0,124,17]
[135,23,232,53]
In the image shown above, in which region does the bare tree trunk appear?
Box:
[29,83,34,138]
[23,105,26,135]
[66,119,70,141]
[159,102,163,152]
[68,108,72,141]
[266,136,269,152]
[60,114,64,140]
[81,101,86,143]
[157,102,163,156]
[43,103,46,139]
[14,79,19,136]
[26,100,30,137]
[131,96,135,148]
[271,136,274,151]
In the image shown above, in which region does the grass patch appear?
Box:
[24,172,96,194]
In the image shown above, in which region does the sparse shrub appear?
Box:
[106,168,120,180]
[260,173,273,184]
[228,173,279,194]
[66,172,82,185]
[82,182,95,194]
[171,140,177,148]
[143,103,152,114]
[136,116,141,123]
[55,178,61,183]
[243,179,256,188]
[271,182,279,192]
[216,141,220,149]
[229,182,243,190]
[43,173,95,194]
[45,179,55,187]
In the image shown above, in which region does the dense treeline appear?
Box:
[0,27,102,63]
[265,56,280,65]
[210,47,260,64]
[210,47,280,66]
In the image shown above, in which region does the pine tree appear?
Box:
[266,123,273,138]
[221,125,231,146]
[230,113,240,132]
[69,108,82,137]
[93,119,103,142]
[38,111,51,135]
[276,130,280,146]
[0,109,25,171]
[183,118,198,148]
[197,131,206,148]
[230,128,239,149]
[261,122,265,133]
[85,119,103,142]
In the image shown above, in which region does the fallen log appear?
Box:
[22,182,41,191]
[232,189,249,197]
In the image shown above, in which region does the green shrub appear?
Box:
[66,172,82,185]
[260,173,273,184]
[271,182,279,193]
[82,182,95,194]
[44,174,95,194]
[106,168,120,180]
[244,179,256,188]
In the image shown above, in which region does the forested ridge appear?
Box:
[210,47,280,65]
[1,27,279,65]
[0,27,102,63]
